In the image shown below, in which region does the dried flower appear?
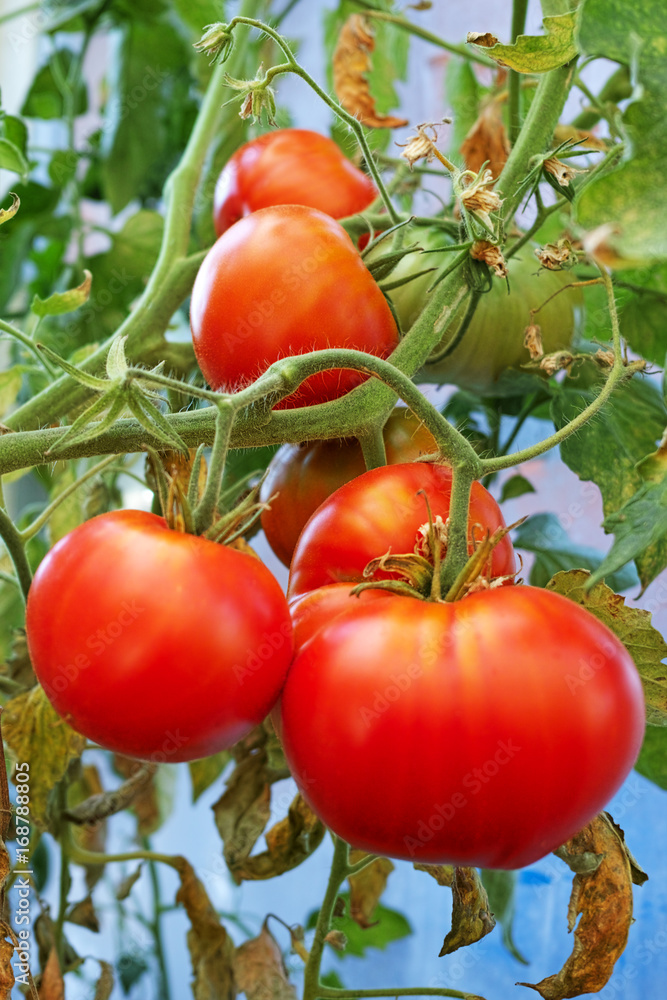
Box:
[471,240,508,278]
[460,168,503,227]
[535,239,577,271]
[539,351,574,376]
[523,325,544,360]
[543,157,581,187]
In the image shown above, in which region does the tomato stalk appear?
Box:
[358,426,388,472]
[508,0,530,146]
[0,505,32,602]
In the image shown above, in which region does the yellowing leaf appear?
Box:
[0,935,14,999]
[234,793,325,882]
[212,734,273,881]
[175,857,235,1000]
[31,270,92,318]
[546,570,667,725]
[348,852,394,929]
[39,947,65,1000]
[333,14,408,129]
[3,687,86,829]
[414,864,495,956]
[0,192,20,226]
[467,13,578,73]
[234,922,297,1000]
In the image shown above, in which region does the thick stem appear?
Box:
[440,466,474,592]
[193,401,235,534]
[508,0,530,146]
[359,426,387,471]
[303,837,350,1000]
[317,990,483,1000]
[0,506,32,601]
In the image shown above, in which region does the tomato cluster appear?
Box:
[25,127,646,871]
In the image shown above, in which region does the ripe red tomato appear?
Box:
[190,205,399,408]
[279,586,645,867]
[288,462,515,598]
[261,409,438,566]
[213,128,377,235]
[26,510,294,762]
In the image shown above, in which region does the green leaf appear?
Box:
[618,280,667,367]
[320,971,345,989]
[0,138,29,177]
[552,366,667,588]
[189,751,230,803]
[635,726,667,790]
[101,19,197,213]
[0,181,61,312]
[32,270,92,317]
[500,474,536,503]
[481,870,528,965]
[468,13,578,73]
[591,478,667,592]
[1,114,28,156]
[545,569,667,726]
[0,368,23,419]
[21,50,88,119]
[306,897,412,959]
[172,0,224,36]
[445,57,484,160]
[513,513,639,592]
[575,0,667,267]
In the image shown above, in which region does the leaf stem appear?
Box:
[440,466,474,593]
[303,836,350,1000]
[0,318,57,377]
[193,401,235,534]
[20,455,116,541]
[508,0,529,146]
[359,427,387,471]
[0,505,32,602]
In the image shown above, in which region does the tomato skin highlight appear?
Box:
[280,586,645,868]
[287,462,515,598]
[190,205,399,408]
[26,510,294,762]
[213,128,377,235]
[261,409,438,567]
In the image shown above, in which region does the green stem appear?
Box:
[425,289,481,366]
[359,427,387,471]
[348,0,496,68]
[440,466,474,592]
[0,506,32,602]
[481,266,629,474]
[303,837,350,1000]
[499,61,576,222]
[0,318,57,377]
[193,402,235,534]
[67,834,181,872]
[317,989,482,999]
[508,0,529,146]
[143,838,172,1000]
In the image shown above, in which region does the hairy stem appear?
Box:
[303,837,350,1000]
[508,0,529,146]
[441,466,474,592]
[0,506,32,601]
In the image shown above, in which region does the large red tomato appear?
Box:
[213,128,377,235]
[288,462,515,598]
[190,205,399,408]
[279,586,645,867]
[261,409,437,566]
[26,510,293,762]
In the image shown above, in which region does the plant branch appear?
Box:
[0,318,57,377]
[303,837,350,1000]
[0,506,32,602]
[508,0,529,146]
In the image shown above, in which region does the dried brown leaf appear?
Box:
[3,687,85,829]
[115,866,143,901]
[65,763,156,825]
[413,862,455,886]
[66,896,100,933]
[524,324,544,360]
[92,960,114,1000]
[461,102,510,178]
[212,744,272,882]
[333,14,408,129]
[234,922,297,1000]
[0,935,14,999]
[348,852,394,928]
[324,930,347,951]
[439,867,496,956]
[235,793,325,882]
[519,813,638,998]
[113,756,161,836]
[467,31,499,47]
[39,948,64,1000]
[175,857,235,1000]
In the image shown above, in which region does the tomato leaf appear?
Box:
[348,852,394,929]
[519,813,638,999]
[32,269,91,317]
[545,569,667,725]
[307,896,412,959]
[618,273,667,367]
[467,13,578,73]
[174,857,236,1000]
[189,751,231,803]
[575,0,667,267]
[233,793,325,882]
[113,756,167,837]
[414,864,495,956]
[233,921,296,1000]
[635,726,667,790]
[91,960,114,1000]
[481,870,528,965]
[0,138,28,179]
[66,895,100,933]
[552,366,667,589]
[2,686,86,829]
[21,50,88,120]
[39,947,65,1000]
[212,734,273,882]
[513,513,639,592]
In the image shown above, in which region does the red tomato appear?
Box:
[213,128,377,235]
[261,409,438,566]
[288,462,515,598]
[280,586,645,867]
[26,511,294,762]
[190,205,399,408]
[290,583,391,652]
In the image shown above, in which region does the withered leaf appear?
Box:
[414,862,455,887]
[65,763,156,825]
[39,947,65,1000]
[234,793,325,882]
[212,745,272,882]
[3,686,86,829]
[348,851,394,929]
[333,14,408,129]
[234,921,297,1000]
[115,865,143,901]
[189,751,231,803]
[519,813,639,998]
[93,960,114,1000]
[553,124,607,152]
[440,868,495,957]
[175,857,235,1000]
[66,895,100,933]
[0,630,35,693]
[0,934,14,1000]
[69,765,107,891]
[460,101,510,179]
[113,756,161,836]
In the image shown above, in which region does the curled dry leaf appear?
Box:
[333,14,408,129]
[113,756,161,837]
[212,740,272,881]
[66,895,100,933]
[234,792,325,882]
[2,686,86,830]
[64,763,157,825]
[543,157,581,187]
[0,935,13,999]
[39,947,65,1000]
[467,31,499,47]
[524,325,544,360]
[115,865,143,901]
[175,857,235,1000]
[324,930,347,951]
[519,813,641,999]
[234,921,297,1000]
[92,960,114,1000]
[471,240,508,278]
[414,864,495,957]
[348,851,395,928]
[461,102,510,179]
[414,862,455,887]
